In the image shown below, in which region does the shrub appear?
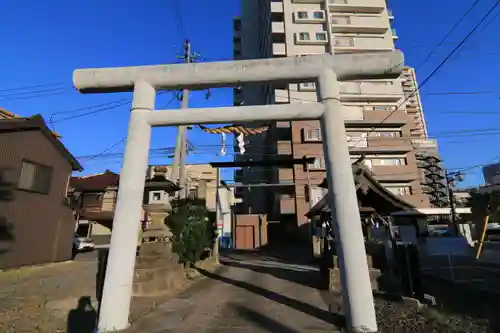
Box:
[168,198,214,266]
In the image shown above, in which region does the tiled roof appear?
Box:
[0,108,22,119]
[0,114,82,171]
[71,171,119,192]
[0,108,62,138]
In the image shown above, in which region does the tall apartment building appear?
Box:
[233,0,435,230]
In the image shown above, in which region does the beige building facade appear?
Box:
[234,0,438,229]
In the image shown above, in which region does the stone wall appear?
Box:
[320,240,386,293]
[132,242,218,297]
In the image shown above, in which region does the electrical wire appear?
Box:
[171,0,186,40]
[76,95,178,162]
[349,0,500,148]
[0,91,67,102]
[50,91,171,124]
[415,0,481,70]
[0,82,66,93]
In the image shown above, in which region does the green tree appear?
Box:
[168,198,213,266]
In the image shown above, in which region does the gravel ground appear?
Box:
[0,252,219,333]
[323,289,496,333]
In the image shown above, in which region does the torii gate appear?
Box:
[73,51,404,332]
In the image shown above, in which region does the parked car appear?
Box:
[73,234,96,253]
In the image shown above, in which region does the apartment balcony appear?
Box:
[280,197,296,214]
[330,15,389,34]
[392,28,398,40]
[274,88,289,103]
[329,0,386,14]
[339,80,402,102]
[370,165,419,182]
[291,0,323,3]
[411,138,438,150]
[272,21,285,34]
[278,168,294,182]
[355,110,408,125]
[271,0,284,13]
[349,136,413,153]
[277,140,293,155]
[332,36,394,53]
[388,9,394,20]
[276,121,291,128]
[273,43,286,57]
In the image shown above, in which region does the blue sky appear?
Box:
[1,0,499,186]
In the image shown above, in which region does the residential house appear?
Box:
[70,164,236,246]
[147,163,220,211]
[70,170,121,245]
[0,114,82,269]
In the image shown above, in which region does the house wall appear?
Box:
[77,188,118,245]
[0,130,74,269]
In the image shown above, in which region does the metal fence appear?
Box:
[419,251,500,294]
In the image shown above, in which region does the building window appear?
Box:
[372,131,402,138]
[299,81,316,91]
[346,132,368,148]
[18,160,53,194]
[369,105,396,111]
[386,186,412,196]
[299,32,310,41]
[313,11,325,19]
[316,32,327,41]
[310,186,327,205]
[371,158,406,166]
[304,128,322,141]
[297,11,308,19]
[308,157,325,170]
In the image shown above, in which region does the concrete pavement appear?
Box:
[126,248,342,333]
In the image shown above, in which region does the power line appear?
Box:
[51,99,132,124]
[350,0,500,148]
[0,90,67,102]
[171,0,186,40]
[478,2,500,32]
[74,128,500,161]
[76,95,177,162]
[0,86,67,97]
[50,98,130,116]
[415,0,481,70]
[0,82,66,93]
[50,91,172,124]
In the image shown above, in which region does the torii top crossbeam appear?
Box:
[73,51,404,93]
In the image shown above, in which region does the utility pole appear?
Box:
[170,39,191,199]
[445,169,464,234]
[213,167,221,263]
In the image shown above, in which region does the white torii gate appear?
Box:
[73,52,404,332]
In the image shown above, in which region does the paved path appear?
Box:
[127,249,341,333]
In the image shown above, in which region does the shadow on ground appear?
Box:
[222,244,315,266]
[66,296,97,333]
[221,259,322,290]
[233,304,301,333]
[197,267,345,328]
